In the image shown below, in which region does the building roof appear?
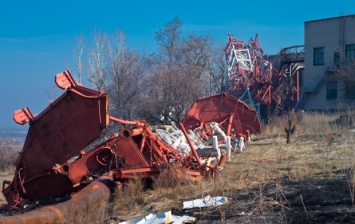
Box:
[305,14,355,24]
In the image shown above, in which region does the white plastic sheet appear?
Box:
[119,211,196,224]
[183,195,228,209]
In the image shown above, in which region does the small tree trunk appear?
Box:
[285,112,296,144]
[286,119,292,144]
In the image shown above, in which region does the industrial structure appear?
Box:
[1,71,261,210]
[224,33,304,119]
[298,14,355,110]
[224,15,355,115]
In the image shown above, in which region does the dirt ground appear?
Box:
[172,175,355,223]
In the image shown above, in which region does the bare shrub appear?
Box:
[259,111,339,142]
[347,164,355,208]
[285,111,296,144]
[333,110,355,128]
[0,138,20,173]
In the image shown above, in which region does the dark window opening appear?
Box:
[313,47,324,66]
[345,82,355,99]
[345,44,355,62]
[326,82,337,100]
[334,51,340,67]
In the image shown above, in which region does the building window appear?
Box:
[326,82,337,100]
[345,82,355,99]
[313,47,324,65]
[334,51,340,67]
[345,44,355,62]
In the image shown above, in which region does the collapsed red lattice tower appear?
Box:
[225,33,304,115]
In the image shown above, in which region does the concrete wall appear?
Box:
[303,15,355,110]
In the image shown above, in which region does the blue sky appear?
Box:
[0,0,354,130]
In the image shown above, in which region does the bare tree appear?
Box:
[44,84,62,101]
[155,16,182,62]
[209,44,228,95]
[285,111,296,144]
[74,34,85,84]
[74,29,146,120]
[142,17,215,125]
[106,30,146,120]
[87,28,109,91]
[0,138,19,172]
[71,18,226,123]
[336,60,355,81]
[333,57,355,103]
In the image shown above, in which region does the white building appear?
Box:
[300,14,355,111]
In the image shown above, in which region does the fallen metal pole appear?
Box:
[0,176,114,224]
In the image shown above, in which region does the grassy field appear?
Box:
[108,111,355,223]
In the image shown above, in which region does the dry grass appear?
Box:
[108,111,355,223]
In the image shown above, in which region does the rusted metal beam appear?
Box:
[0,176,114,224]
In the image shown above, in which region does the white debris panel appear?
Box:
[183,195,228,209]
[119,211,196,224]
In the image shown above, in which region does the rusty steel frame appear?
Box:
[225,33,304,116]
[2,70,225,210]
[182,92,261,141]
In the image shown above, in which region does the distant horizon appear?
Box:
[0,129,27,139]
[0,128,28,132]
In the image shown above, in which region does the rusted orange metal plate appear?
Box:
[182,92,261,135]
[3,71,109,207]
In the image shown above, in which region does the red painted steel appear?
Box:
[2,70,219,210]
[179,123,202,167]
[182,92,261,138]
[3,71,109,207]
[55,70,77,89]
[13,107,34,125]
[225,33,304,115]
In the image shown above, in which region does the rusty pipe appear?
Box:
[218,154,227,167]
[120,127,144,138]
[109,116,146,127]
[226,113,234,136]
[110,116,174,154]
[0,175,114,224]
